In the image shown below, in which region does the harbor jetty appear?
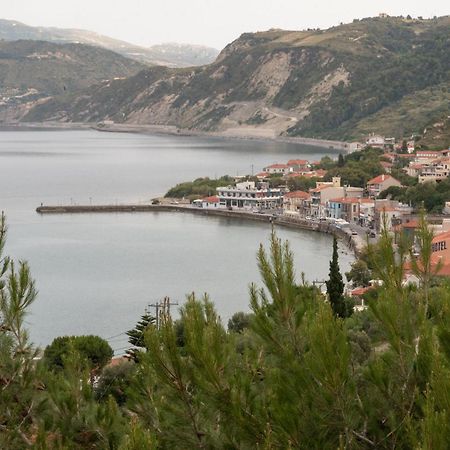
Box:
[36,204,360,255]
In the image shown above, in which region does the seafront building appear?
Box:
[216,181,283,210]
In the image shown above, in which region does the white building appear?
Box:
[263,163,291,175]
[216,181,283,210]
[192,196,220,209]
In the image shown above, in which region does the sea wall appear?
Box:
[36,204,359,255]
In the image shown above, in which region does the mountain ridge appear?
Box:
[14,16,450,145]
[0,19,219,67]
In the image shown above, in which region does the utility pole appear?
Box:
[148,297,179,330]
[312,279,327,293]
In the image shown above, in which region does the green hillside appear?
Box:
[22,16,450,144]
[0,40,145,95]
[0,40,146,121]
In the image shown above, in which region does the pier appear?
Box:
[36,203,360,255]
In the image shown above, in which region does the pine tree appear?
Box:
[126,313,155,361]
[326,236,346,318]
[0,213,40,448]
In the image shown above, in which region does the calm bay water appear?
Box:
[0,129,353,351]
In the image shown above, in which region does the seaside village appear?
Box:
[189,136,450,302]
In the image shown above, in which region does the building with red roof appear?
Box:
[287,159,310,171]
[367,174,402,198]
[263,163,291,175]
[283,191,310,215]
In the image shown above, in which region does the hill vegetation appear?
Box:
[0,40,146,121]
[22,16,450,146]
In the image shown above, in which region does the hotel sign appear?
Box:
[432,240,448,252]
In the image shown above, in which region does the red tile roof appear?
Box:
[351,286,373,296]
[203,196,219,203]
[416,151,440,157]
[284,190,309,199]
[287,159,309,166]
[265,163,289,169]
[367,174,399,185]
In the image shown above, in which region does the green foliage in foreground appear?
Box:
[3,213,450,448]
[165,175,233,200]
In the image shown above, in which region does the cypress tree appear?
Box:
[326,236,346,318]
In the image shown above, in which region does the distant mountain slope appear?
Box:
[0,40,145,121]
[0,19,219,67]
[22,16,450,145]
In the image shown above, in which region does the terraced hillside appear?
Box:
[21,16,450,144]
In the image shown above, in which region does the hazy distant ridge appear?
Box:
[0,19,219,67]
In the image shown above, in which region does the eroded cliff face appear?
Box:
[25,42,346,137]
[21,17,450,141]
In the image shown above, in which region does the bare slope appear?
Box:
[23,16,450,143]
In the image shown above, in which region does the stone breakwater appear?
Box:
[36,204,359,256]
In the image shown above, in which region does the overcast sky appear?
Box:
[2,0,449,49]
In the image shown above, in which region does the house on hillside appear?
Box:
[263,163,291,175]
[366,134,395,150]
[418,158,450,183]
[405,163,424,178]
[287,159,310,171]
[415,151,441,164]
[366,134,386,149]
[367,174,402,198]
